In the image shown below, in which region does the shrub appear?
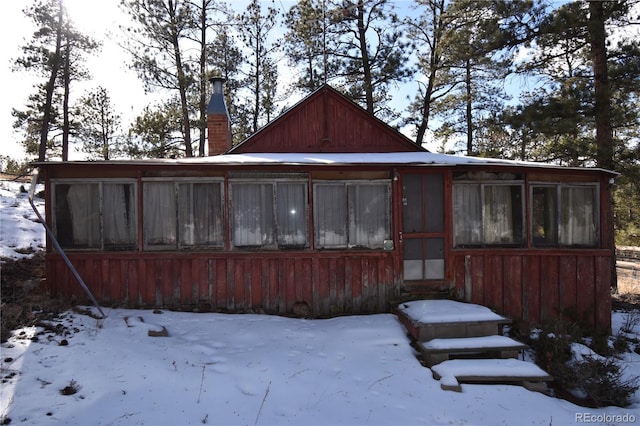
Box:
[567,358,639,407]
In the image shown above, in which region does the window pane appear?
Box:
[104,183,136,249]
[232,183,274,247]
[532,186,557,245]
[483,185,523,245]
[315,184,347,248]
[348,184,389,247]
[276,183,307,247]
[560,186,597,246]
[178,183,223,247]
[54,183,100,248]
[453,184,482,246]
[144,182,176,247]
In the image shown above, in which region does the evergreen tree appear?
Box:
[283,0,328,92]
[328,0,412,119]
[77,87,122,160]
[121,0,196,157]
[126,99,185,159]
[238,0,280,133]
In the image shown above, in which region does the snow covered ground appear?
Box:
[1,178,639,425]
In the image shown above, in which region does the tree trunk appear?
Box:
[588,0,616,292]
[38,3,64,162]
[356,3,374,114]
[588,1,613,171]
[169,0,193,157]
[198,0,207,157]
[62,25,71,162]
[465,58,473,156]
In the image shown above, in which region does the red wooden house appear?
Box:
[36,82,616,331]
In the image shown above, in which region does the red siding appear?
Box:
[46,252,401,316]
[230,87,421,154]
[452,250,612,331]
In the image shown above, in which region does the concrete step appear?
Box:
[418,335,528,367]
[431,358,553,392]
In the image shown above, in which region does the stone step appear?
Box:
[431,358,553,392]
[418,335,528,366]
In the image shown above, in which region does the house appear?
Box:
[35,81,616,331]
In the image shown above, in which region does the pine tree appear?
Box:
[77,87,122,160]
[121,0,195,157]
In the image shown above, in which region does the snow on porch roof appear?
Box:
[35,152,617,175]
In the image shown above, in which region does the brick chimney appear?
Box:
[207,77,232,155]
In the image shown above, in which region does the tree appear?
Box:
[208,25,248,145]
[126,99,185,159]
[429,0,512,155]
[238,0,280,133]
[13,0,98,161]
[14,0,64,162]
[283,0,329,92]
[329,0,412,119]
[121,0,195,157]
[77,87,123,160]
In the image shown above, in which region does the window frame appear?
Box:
[142,177,225,251]
[313,179,392,250]
[530,182,600,248]
[229,176,309,250]
[452,180,525,248]
[51,178,138,251]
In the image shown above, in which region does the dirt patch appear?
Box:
[0,252,71,343]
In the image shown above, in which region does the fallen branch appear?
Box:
[254,380,271,426]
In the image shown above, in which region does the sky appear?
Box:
[1,0,151,161]
[0,0,426,163]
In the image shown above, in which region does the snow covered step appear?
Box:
[396,300,511,341]
[431,359,553,392]
[418,335,528,366]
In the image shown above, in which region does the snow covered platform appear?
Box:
[431,359,553,392]
[418,335,528,367]
[395,300,512,341]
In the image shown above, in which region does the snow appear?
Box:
[1,178,639,425]
[0,179,44,259]
[432,358,551,380]
[421,335,524,351]
[36,151,617,174]
[399,299,508,324]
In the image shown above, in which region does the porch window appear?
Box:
[453,183,524,247]
[230,181,308,249]
[532,184,598,247]
[314,181,391,249]
[53,181,137,250]
[143,180,224,250]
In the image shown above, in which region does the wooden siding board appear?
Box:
[471,256,485,306]
[559,256,577,320]
[317,258,330,315]
[129,259,139,306]
[351,259,363,313]
[576,256,595,328]
[541,256,560,321]
[285,259,295,311]
[251,259,262,309]
[522,256,541,324]
[504,256,522,320]
[311,257,320,315]
[595,256,612,332]
[483,256,502,310]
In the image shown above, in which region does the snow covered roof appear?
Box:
[34,152,617,174]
